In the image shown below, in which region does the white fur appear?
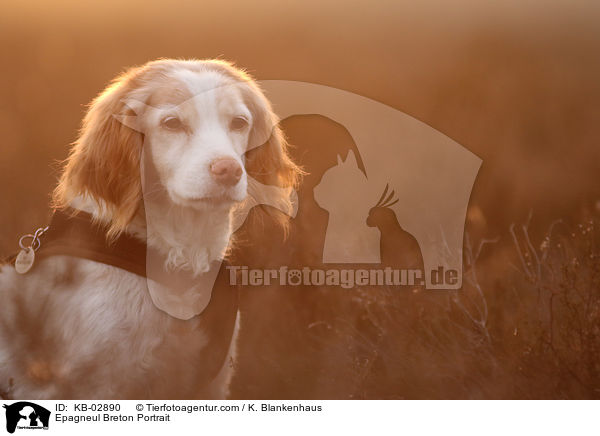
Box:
[0,256,238,399]
[139,71,250,210]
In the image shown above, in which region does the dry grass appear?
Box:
[232,212,600,399]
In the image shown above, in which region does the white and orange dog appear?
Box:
[0,59,300,399]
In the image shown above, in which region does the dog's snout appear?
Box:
[210,157,242,186]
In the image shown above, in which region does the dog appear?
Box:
[0,59,301,399]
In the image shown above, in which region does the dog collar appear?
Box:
[9,208,148,277]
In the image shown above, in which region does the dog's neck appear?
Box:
[69,196,233,276]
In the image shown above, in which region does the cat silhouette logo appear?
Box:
[260,81,482,289]
[3,402,50,433]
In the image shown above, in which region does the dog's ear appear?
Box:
[242,85,304,233]
[53,72,146,239]
[244,86,302,189]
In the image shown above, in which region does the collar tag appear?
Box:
[14,226,49,275]
[15,247,35,274]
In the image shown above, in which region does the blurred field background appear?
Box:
[1,0,599,398]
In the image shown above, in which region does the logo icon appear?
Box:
[116,79,481,319]
[3,402,50,434]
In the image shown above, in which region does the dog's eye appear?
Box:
[161,116,184,131]
[230,116,249,131]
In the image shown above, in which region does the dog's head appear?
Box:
[54,59,301,238]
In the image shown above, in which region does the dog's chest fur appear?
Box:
[0,255,230,399]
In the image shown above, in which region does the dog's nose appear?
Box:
[210,157,243,186]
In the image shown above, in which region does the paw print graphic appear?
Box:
[287,270,302,286]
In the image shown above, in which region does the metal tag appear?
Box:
[15,247,35,274]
